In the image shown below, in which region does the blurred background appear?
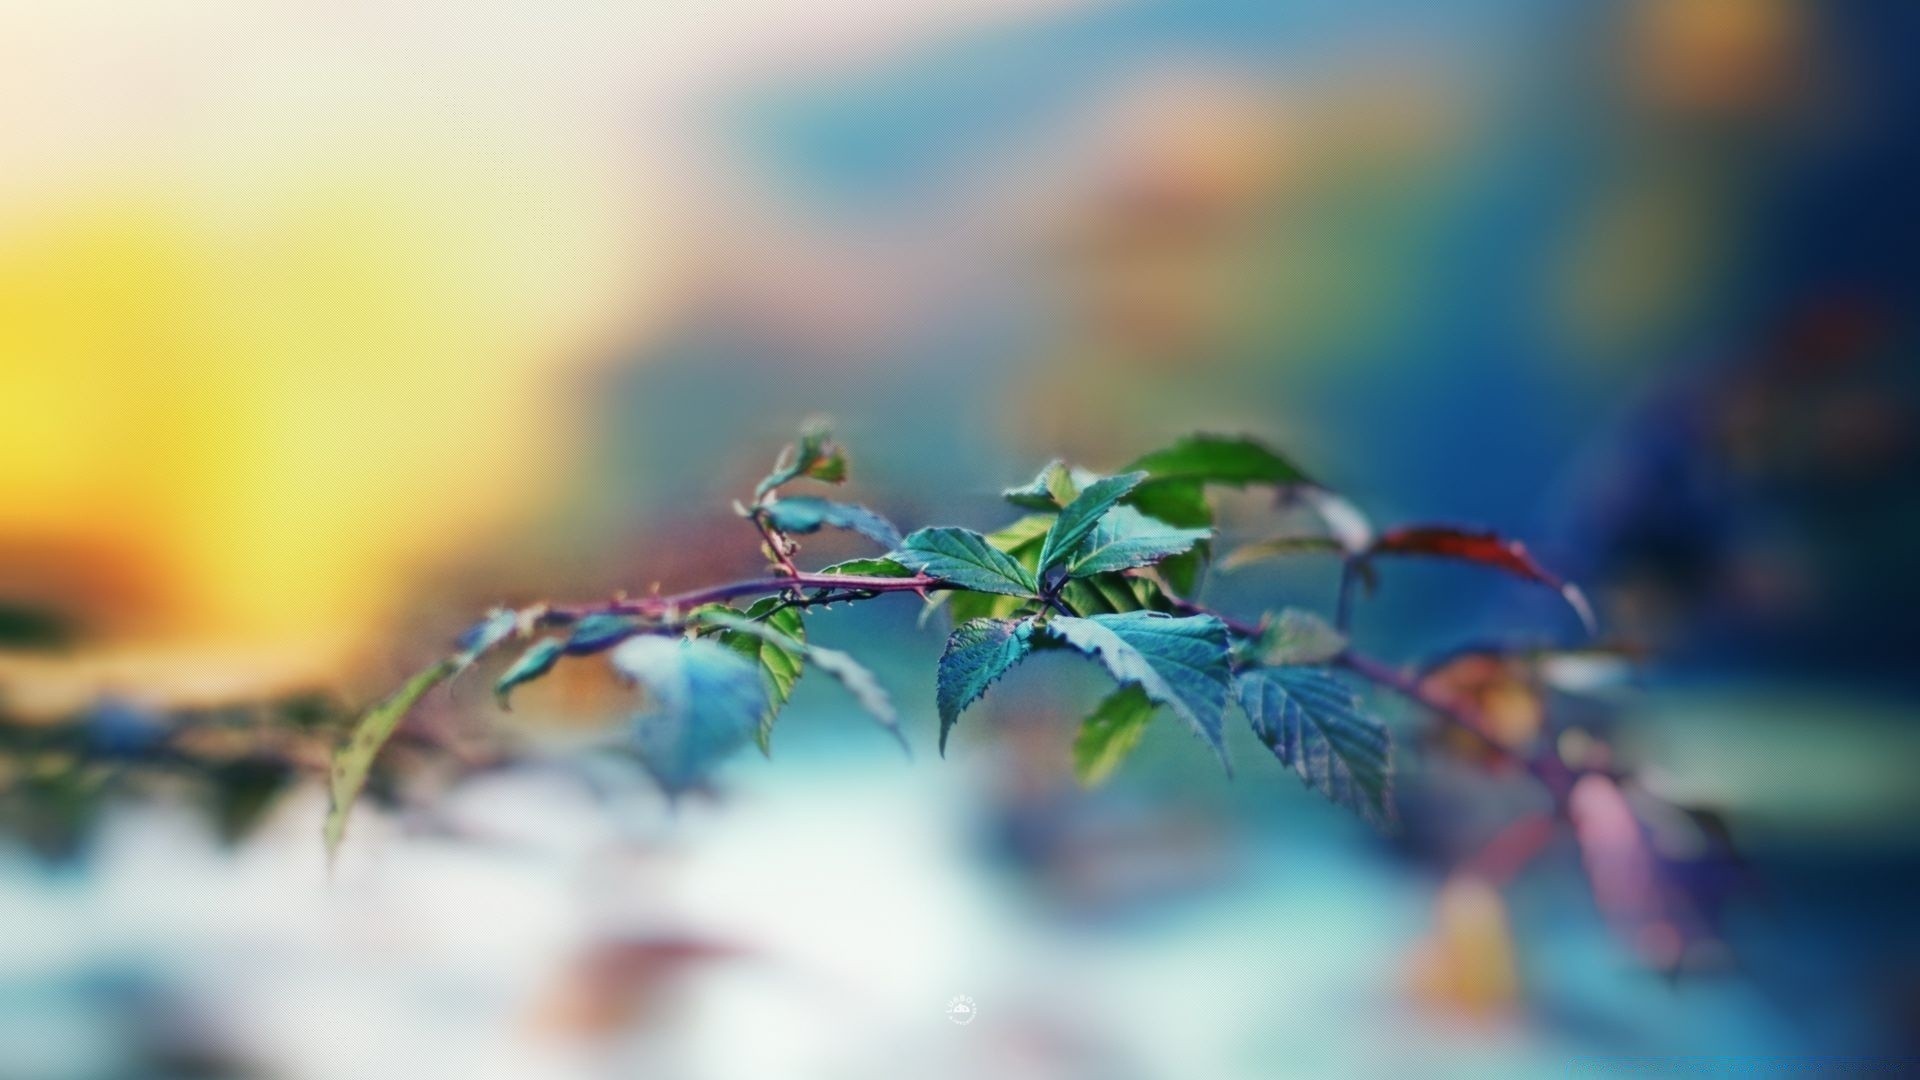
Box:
[2,0,1917,1076]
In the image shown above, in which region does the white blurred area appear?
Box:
[2,754,1562,1080]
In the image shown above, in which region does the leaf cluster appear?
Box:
[324,421,1598,862]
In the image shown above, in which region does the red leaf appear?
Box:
[1368,526,1596,634]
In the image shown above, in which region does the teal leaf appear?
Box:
[1249,608,1348,666]
[1067,505,1210,577]
[760,496,903,549]
[1037,471,1148,575]
[1124,434,1314,488]
[324,658,457,860]
[1040,612,1232,771]
[611,636,767,797]
[943,515,1053,623]
[891,527,1038,597]
[1072,686,1156,787]
[565,613,645,655]
[713,598,806,753]
[935,617,1036,753]
[1235,666,1394,828]
[494,637,565,709]
[696,609,907,753]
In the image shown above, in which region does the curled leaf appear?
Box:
[1370,526,1595,634]
[495,637,565,709]
[760,496,903,549]
[755,417,847,499]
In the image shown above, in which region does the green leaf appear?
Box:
[713,598,806,753]
[564,613,645,655]
[696,609,907,753]
[1037,471,1148,575]
[1124,434,1314,488]
[935,617,1036,753]
[1039,612,1232,771]
[324,658,457,860]
[1123,434,1313,597]
[987,513,1057,559]
[947,591,1039,625]
[891,527,1038,597]
[1057,572,1170,616]
[1003,459,1097,509]
[1072,686,1156,788]
[760,496,902,549]
[1249,608,1348,666]
[494,637,565,709]
[805,446,848,484]
[755,417,847,499]
[1126,477,1211,527]
[611,636,767,797]
[817,557,915,578]
[1235,666,1393,828]
[1067,505,1210,577]
[1124,479,1211,594]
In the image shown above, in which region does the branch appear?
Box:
[542,572,940,625]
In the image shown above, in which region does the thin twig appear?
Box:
[542,572,942,626]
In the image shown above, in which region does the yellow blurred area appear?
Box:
[1405,874,1520,1019]
[0,3,670,709]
